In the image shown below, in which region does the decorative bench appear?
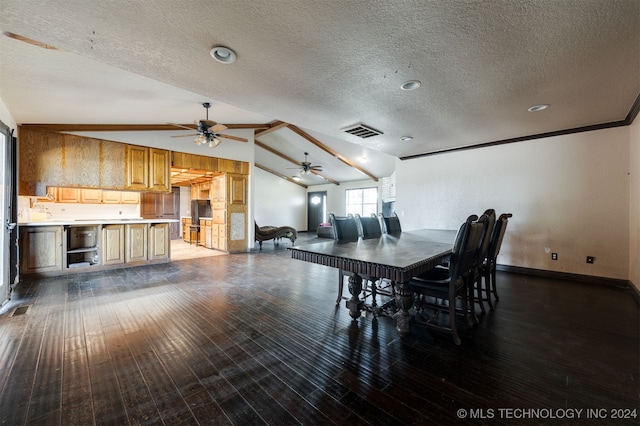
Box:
[255,221,298,248]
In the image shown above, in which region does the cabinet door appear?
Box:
[125,145,149,190]
[120,191,140,204]
[125,223,148,262]
[101,190,122,204]
[141,192,160,218]
[20,226,63,273]
[57,187,81,203]
[80,188,103,203]
[102,225,125,265]
[149,223,170,260]
[149,148,171,192]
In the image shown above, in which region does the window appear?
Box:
[346,187,377,217]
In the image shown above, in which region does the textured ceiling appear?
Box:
[0,0,638,185]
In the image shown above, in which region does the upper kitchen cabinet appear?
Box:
[125,145,170,192]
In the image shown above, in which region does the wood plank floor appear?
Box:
[1,233,638,425]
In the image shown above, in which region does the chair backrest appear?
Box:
[449,214,486,281]
[355,214,382,239]
[478,209,496,262]
[487,213,512,263]
[329,213,359,242]
[380,213,402,234]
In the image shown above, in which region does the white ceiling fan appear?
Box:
[170,102,248,147]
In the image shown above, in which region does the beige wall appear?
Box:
[396,126,631,280]
[253,167,307,230]
[630,118,639,290]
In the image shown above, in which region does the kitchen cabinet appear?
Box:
[125,145,171,192]
[80,188,103,204]
[101,190,123,204]
[20,226,63,274]
[57,188,81,203]
[209,173,248,252]
[200,219,213,248]
[149,223,170,260]
[125,223,148,263]
[141,187,180,239]
[120,191,140,204]
[181,217,192,242]
[102,225,125,265]
[66,225,100,269]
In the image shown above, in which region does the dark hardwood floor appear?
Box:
[1,232,638,425]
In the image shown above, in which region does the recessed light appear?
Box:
[210,46,236,64]
[528,104,549,112]
[400,136,413,141]
[400,80,421,91]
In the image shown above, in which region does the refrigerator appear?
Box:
[191,199,212,223]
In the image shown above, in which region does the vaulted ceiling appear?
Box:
[1,1,638,186]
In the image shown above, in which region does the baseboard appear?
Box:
[496,264,631,289]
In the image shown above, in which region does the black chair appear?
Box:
[380,212,402,234]
[355,213,382,239]
[408,214,487,345]
[472,209,496,315]
[478,213,512,310]
[330,214,359,304]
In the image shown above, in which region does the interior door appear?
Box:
[307,191,326,232]
[1,123,18,306]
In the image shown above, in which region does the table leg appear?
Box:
[393,281,413,335]
[346,273,364,320]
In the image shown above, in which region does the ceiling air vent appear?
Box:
[342,123,383,139]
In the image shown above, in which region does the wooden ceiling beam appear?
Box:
[254,120,289,137]
[286,125,379,182]
[19,123,270,132]
[255,139,339,185]
[255,163,308,188]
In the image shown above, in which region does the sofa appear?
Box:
[316,223,335,238]
[254,221,298,248]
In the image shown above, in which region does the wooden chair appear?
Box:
[472,209,496,315]
[478,213,512,310]
[409,214,487,345]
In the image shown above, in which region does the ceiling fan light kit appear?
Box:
[172,102,248,147]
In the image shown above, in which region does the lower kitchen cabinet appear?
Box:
[125,223,148,263]
[20,226,63,274]
[102,225,125,265]
[149,223,170,260]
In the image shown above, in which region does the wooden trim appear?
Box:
[286,125,379,182]
[19,123,270,132]
[255,163,308,188]
[496,264,631,289]
[255,140,340,185]
[401,91,640,161]
[254,121,289,137]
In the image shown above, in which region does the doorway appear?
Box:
[307,191,326,232]
[1,122,17,306]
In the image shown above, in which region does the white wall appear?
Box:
[630,119,640,291]
[0,98,17,130]
[309,179,383,218]
[396,126,631,280]
[252,167,307,230]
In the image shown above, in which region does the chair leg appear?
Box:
[475,275,486,315]
[449,285,462,345]
[490,267,499,303]
[484,269,495,311]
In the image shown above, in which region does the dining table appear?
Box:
[289,229,458,335]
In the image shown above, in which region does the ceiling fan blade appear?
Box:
[218,134,248,142]
[209,123,228,133]
[167,122,197,131]
[171,133,199,138]
[311,166,323,171]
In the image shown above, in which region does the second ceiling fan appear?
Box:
[290,152,323,175]
[170,102,248,147]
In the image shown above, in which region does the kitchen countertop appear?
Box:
[19,218,179,226]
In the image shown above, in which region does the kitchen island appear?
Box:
[19,218,178,277]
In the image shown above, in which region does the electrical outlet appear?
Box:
[586,256,595,264]
[551,253,558,260]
